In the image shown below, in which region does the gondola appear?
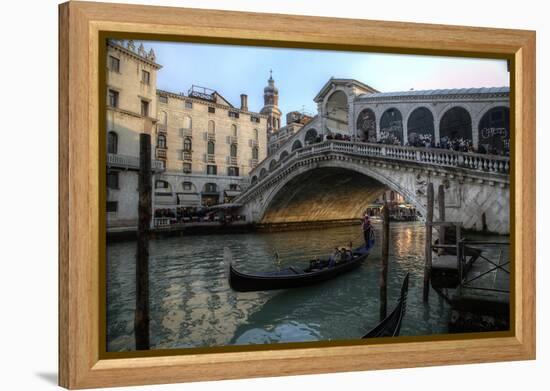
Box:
[229,244,372,292]
[362,273,409,339]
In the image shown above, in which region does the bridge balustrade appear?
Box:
[250,141,509,188]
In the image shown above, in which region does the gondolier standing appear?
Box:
[362,214,375,248]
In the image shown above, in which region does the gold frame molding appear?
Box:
[59,1,536,389]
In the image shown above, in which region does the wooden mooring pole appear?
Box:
[135,133,151,350]
[380,203,390,321]
[438,184,446,255]
[423,182,434,302]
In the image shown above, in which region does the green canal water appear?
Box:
[106,222,494,352]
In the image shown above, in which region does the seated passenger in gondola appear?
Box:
[328,248,341,267]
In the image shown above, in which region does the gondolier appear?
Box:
[362,214,375,248]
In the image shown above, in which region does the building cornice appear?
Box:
[157,89,268,118]
[108,42,162,70]
[356,91,509,103]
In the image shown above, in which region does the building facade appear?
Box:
[153,87,268,213]
[105,40,268,229]
[105,40,162,229]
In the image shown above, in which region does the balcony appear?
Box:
[206,154,216,163]
[156,147,167,159]
[249,139,259,148]
[107,153,165,172]
[250,158,258,168]
[180,128,193,138]
[229,136,238,144]
[157,123,167,134]
[229,156,238,166]
[182,151,192,161]
[207,132,216,142]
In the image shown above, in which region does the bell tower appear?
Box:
[260,70,282,135]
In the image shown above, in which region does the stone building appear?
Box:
[105,40,268,229]
[153,86,268,211]
[105,40,162,229]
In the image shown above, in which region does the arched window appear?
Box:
[230,144,238,158]
[208,120,215,134]
[305,128,318,144]
[183,115,192,129]
[159,111,167,126]
[203,183,218,193]
[356,108,376,142]
[269,159,278,171]
[260,168,268,179]
[155,180,171,190]
[291,140,303,151]
[183,137,192,152]
[407,107,434,146]
[254,128,259,140]
[478,106,510,155]
[157,134,166,148]
[252,146,259,160]
[279,150,289,161]
[231,124,238,137]
[207,141,215,155]
[107,131,118,154]
[325,90,348,131]
[380,108,403,145]
[439,107,472,146]
[181,182,196,193]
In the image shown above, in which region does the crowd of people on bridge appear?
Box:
[154,207,246,226]
[304,131,509,157]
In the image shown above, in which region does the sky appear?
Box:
[135,40,510,117]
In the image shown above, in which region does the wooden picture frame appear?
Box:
[59,1,536,389]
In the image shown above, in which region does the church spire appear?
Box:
[261,70,282,134]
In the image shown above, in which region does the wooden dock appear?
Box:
[422,185,510,332]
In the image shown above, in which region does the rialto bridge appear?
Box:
[237,78,511,234]
[234,140,510,234]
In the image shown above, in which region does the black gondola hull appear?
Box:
[229,249,369,292]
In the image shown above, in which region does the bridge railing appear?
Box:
[246,140,510,195]
[283,141,509,174]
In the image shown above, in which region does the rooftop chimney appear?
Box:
[240,94,248,111]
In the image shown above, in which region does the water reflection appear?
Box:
[106,222,503,351]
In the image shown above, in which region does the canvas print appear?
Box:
[104,39,511,352]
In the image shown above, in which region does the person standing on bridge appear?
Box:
[362,214,375,249]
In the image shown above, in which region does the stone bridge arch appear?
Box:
[253,158,426,224]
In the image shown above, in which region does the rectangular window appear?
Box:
[207,165,217,175]
[185,101,193,109]
[108,89,119,108]
[107,171,119,189]
[182,182,192,191]
[227,167,239,176]
[106,201,118,213]
[250,116,260,123]
[228,111,240,119]
[159,95,168,104]
[208,107,216,114]
[229,184,239,190]
[109,56,120,72]
[141,70,150,85]
[182,163,192,174]
[141,100,149,117]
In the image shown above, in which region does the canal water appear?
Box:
[106,222,495,351]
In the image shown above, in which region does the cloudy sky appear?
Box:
[135,40,510,117]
